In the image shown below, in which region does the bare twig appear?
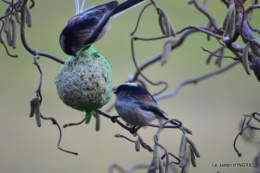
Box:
[222,0,230,8]
[63,117,87,128]
[177,25,222,39]
[131,26,208,86]
[201,47,240,61]
[234,113,260,157]
[40,114,78,155]
[33,55,43,102]
[130,3,153,36]
[192,0,219,30]
[245,4,260,16]
[114,134,136,143]
[154,61,239,101]
[131,36,169,95]
[19,0,64,64]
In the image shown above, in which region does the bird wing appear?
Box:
[134,101,167,120]
[68,1,118,46]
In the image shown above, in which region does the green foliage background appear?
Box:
[0,0,260,172]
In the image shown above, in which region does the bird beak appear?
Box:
[112,87,117,94]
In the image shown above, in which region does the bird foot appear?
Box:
[111,116,120,123]
[129,126,136,134]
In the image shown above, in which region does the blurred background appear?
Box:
[0,0,260,172]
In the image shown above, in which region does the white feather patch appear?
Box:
[123,82,138,87]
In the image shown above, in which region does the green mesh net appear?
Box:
[55,46,113,114]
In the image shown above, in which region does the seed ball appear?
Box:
[55,46,112,113]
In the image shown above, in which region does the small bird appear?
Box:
[114,83,192,134]
[60,0,145,56]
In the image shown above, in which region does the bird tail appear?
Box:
[111,0,145,17]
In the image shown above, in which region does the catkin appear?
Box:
[25,5,32,27]
[228,4,236,40]
[147,145,159,173]
[161,41,173,65]
[160,9,175,36]
[251,39,260,57]
[4,8,10,33]
[242,42,251,75]
[6,18,12,46]
[29,98,38,117]
[14,11,21,24]
[222,3,235,43]
[182,152,191,173]
[158,156,165,173]
[179,133,187,158]
[179,143,189,168]
[34,99,41,127]
[158,11,166,35]
[11,18,17,49]
[135,140,140,152]
[186,136,200,158]
[189,146,197,167]
[94,113,100,131]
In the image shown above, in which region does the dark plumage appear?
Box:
[114,83,192,134]
[60,0,145,56]
[114,83,166,124]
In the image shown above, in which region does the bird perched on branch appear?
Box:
[114,83,192,134]
[60,0,146,56]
